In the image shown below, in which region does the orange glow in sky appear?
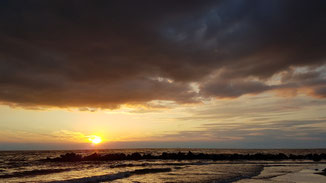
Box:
[88,135,102,144]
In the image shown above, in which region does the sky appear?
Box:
[0,0,326,150]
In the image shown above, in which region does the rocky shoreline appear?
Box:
[42,151,326,162]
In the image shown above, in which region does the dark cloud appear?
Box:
[313,86,326,98]
[1,0,326,108]
[200,78,272,98]
[276,67,326,97]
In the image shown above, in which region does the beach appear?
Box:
[237,163,326,183]
[1,149,326,182]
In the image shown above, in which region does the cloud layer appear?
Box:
[1,0,326,109]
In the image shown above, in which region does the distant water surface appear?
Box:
[0,149,326,183]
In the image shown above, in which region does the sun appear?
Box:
[88,135,102,144]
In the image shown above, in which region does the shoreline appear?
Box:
[236,163,326,183]
[43,151,326,162]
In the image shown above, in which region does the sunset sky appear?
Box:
[1,0,326,150]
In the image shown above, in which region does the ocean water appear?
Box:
[0,149,326,183]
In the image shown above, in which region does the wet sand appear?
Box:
[236,163,326,183]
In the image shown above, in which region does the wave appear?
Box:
[0,168,72,178]
[218,165,264,183]
[133,168,172,175]
[109,161,209,168]
[47,168,172,183]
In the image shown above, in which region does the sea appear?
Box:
[0,149,326,183]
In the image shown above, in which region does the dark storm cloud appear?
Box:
[200,78,272,98]
[0,0,326,108]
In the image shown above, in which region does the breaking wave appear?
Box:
[109,161,209,168]
[48,168,172,183]
[0,168,73,178]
